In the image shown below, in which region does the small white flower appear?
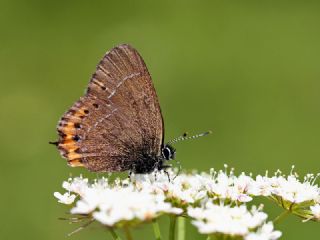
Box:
[62,176,89,196]
[205,171,254,203]
[132,170,208,204]
[54,192,76,205]
[188,203,269,237]
[249,175,273,196]
[245,222,282,240]
[310,204,320,220]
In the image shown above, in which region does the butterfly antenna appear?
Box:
[168,130,212,145]
[173,160,182,181]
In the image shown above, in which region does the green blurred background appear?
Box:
[1,0,320,239]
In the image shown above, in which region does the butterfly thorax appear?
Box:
[125,142,176,174]
[126,140,164,173]
[130,154,163,174]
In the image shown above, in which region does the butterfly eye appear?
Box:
[163,148,170,160]
[74,123,81,129]
[163,146,174,160]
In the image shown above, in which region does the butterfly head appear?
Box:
[162,144,176,160]
[162,131,212,161]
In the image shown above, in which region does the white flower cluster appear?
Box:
[188,203,281,239]
[249,168,320,220]
[54,175,182,227]
[54,166,320,238]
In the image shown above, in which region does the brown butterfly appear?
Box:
[50,44,210,174]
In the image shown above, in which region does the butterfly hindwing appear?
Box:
[56,44,164,172]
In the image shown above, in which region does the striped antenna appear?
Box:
[168,130,212,145]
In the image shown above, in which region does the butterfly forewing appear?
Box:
[56,44,164,172]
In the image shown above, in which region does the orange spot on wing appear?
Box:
[57,106,88,164]
[62,135,75,141]
[68,159,84,167]
[68,152,82,160]
[74,107,88,118]
[60,127,76,135]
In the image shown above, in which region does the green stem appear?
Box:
[152,220,162,240]
[169,215,177,240]
[273,210,291,225]
[109,228,122,240]
[177,217,185,240]
[124,226,133,240]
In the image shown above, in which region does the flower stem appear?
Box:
[169,215,177,240]
[273,210,290,225]
[124,226,133,240]
[152,220,162,240]
[109,228,122,240]
[177,217,185,240]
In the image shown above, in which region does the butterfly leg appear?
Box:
[128,170,133,180]
[161,165,171,182]
[154,170,158,181]
[164,169,171,182]
[173,160,182,180]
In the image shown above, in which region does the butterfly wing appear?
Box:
[56,44,164,172]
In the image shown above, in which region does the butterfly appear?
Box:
[50,44,210,174]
